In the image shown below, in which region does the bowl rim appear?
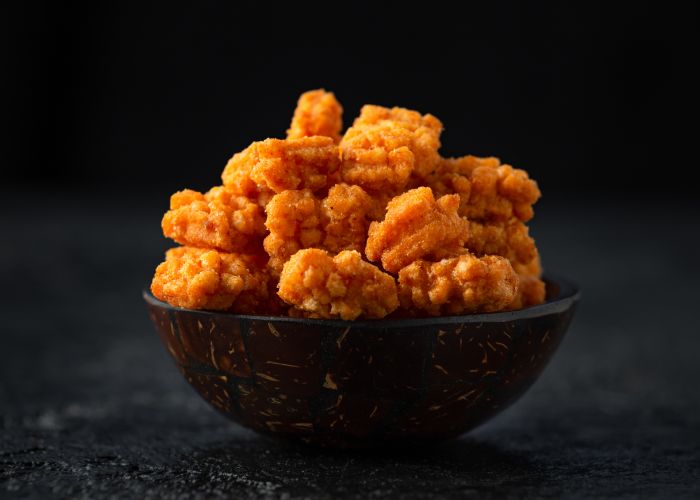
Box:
[143,274,579,328]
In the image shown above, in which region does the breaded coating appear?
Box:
[338,105,443,193]
[263,189,323,274]
[321,183,385,253]
[511,274,546,309]
[365,187,469,273]
[466,218,538,268]
[467,164,541,222]
[509,253,546,309]
[287,89,343,143]
[151,247,269,312]
[397,254,519,316]
[223,136,340,195]
[227,136,339,194]
[466,217,545,308]
[429,156,541,222]
[155,91,547,315]
[339,125,415,193]
[162,187,266,252]
[221,147,265,198]
[352,105,443,178]
[263,186,386,274]
[278,249,399,320]
[422,155,497,195]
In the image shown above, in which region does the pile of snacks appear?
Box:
[151,90,544,320]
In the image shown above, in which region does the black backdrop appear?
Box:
[3,2,697,199]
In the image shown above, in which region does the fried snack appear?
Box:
[507,251,546,309]
[321,183,385,253]
[222,137,340,195]
[221,147,265,198]
[428,156,541,222]
[352,105,443,178]
[512,274,546,309]
[278,249,399,320]
[263,186,386,273]
[339,126,415,193]
[422,155,497,194]
[466,218,538,268]
[151,247,269,312]
[155,90,546,316]
[397,254,518,316]
[287,89,343,143]
[223,137,340,194]
[465,217,545,308]
[365,187,469,273]
[263,189,323,274]
[338,105,442,192]
[162,187,266,252]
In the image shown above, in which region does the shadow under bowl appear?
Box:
[144,275,578,448]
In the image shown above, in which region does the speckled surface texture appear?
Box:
[145,284,576,447]
[2,194,699,499]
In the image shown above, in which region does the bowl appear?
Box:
[144,275,578,448]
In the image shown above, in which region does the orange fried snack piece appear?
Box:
[339,125,415,193]
[338,105,442,193]
[352,105,443,178]
[512,274,546,309]
[466,218,539,268]
[221,146,264,198]
[287,89,343,143]
[465,217,545,308]
[263,185,387,273]
[321,183,385,253]
[224,136,340,195]
[278,248,399,320]
[263,189,323,274]
[429,156,541,222]
[398,254,518,316]
[162,187,266,253]
[509,253,546,309]
[151,246,270,312]
[365,187,469,273]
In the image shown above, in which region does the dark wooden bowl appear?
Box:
[144,276,578,448]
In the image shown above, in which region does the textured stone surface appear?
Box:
[1,194,699,498]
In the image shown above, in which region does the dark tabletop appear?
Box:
[1,193,699,499]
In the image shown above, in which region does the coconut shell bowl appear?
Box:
[144,275,578,448]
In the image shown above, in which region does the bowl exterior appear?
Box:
[146,294,576,447]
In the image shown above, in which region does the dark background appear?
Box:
[2,2,699,498]
[3,2,698,198]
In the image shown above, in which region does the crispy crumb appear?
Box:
[365,187,469,273]
[428,156,541,222]
[339,105,442,192]
[287,89,343,143]
[398,254,518,315]
[223,136,340,195]
[278,249,399,320]
[162,187,266,252]
[465,218,545,308]
[151,247,270,312]
[155,90,546,315]
[467,218,538,267]
[352,105,443,178]
[321,183,386,253]
[221,147,267,198]
[246,136,341,193]
[263,189,323,274]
